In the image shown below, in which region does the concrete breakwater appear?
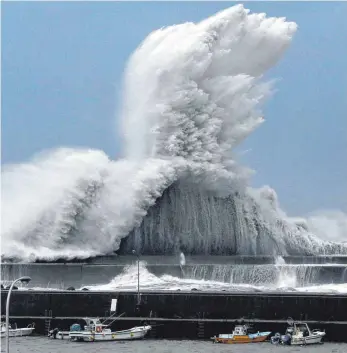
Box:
[1,263,347,289]
[2,256,347,289]
[4,255,347,264]
[1,290,347,341]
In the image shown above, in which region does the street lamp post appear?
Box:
[132,250,140,306]
[6,276,31,353]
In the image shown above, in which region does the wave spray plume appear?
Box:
[2,5,347,261]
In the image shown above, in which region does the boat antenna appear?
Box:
[100,311,121,324]
[102,312,126,327]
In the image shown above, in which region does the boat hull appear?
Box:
[214,335,268,344]
[68,326,151,342]
[291,335,324,345]
[0,328,35,338]
[213,332,270,344]
[70,331,148,342]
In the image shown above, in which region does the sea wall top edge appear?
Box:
[0,289,346,298]
[2,254,347,265]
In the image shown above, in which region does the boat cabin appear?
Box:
[218,325,248,338]
[83,318,108,333]
[233,325,248,336]
[286,323,311,337]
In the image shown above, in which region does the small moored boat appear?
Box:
[271,320,325,345]
[50,317,151,342]
[1,322,35,338]
[211,324,271,344]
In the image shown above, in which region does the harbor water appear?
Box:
[1,338,347,353]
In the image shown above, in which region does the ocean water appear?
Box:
[1,338,346,353]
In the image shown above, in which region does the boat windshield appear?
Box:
[296,324,309,332]
[234,326,247,335]
[83,318,102,326]
[294,323,310,336]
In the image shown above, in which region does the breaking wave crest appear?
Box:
[84,262,347,294]
[1,5,347,261]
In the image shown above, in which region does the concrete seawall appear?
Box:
[2,259,347,289]
[4,255,347,264]
[1,290,346,341]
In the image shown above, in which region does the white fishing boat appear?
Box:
[50,318,151,342]
[0,322,35,338]
[271,319,325,345]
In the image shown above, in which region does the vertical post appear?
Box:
[137,253,140,305]
[5,282,16,353]
[132,250,140,307]
[6,276,31,353]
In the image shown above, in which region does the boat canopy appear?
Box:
[82,318,106,326]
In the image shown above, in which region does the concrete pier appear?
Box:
[1,289,346,341]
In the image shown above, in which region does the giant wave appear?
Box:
[2,5,347,261]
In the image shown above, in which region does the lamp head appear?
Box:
[19,276,31,285]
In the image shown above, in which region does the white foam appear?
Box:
[83,262,265,292]
[296,283,347,294]
[83,262,347,294]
